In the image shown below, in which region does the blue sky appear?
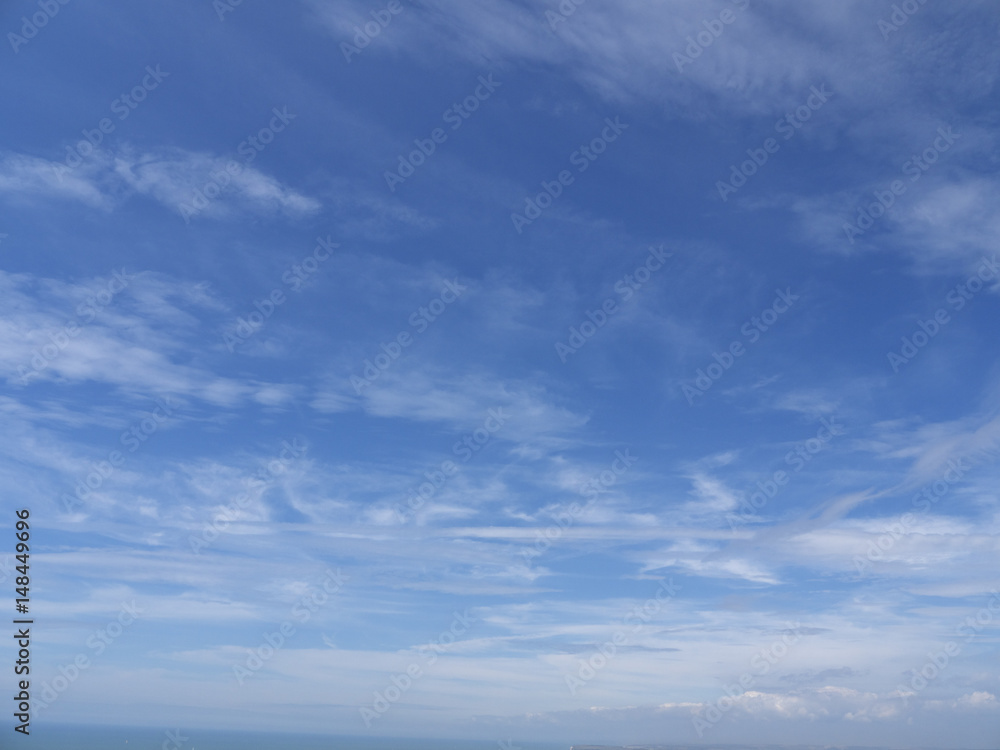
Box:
[1,0,999,746]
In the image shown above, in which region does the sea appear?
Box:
[13,726,570,750]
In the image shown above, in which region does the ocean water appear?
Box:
[20,726,569,750]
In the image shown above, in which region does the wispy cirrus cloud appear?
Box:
[0,145,320,221]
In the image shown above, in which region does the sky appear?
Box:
[1,0,999,747]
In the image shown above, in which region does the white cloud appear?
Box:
[686,472,740,513]
[0,269,291,406]
[113,147,321,219]
[0,145,321,221]
[0,151,113,209]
